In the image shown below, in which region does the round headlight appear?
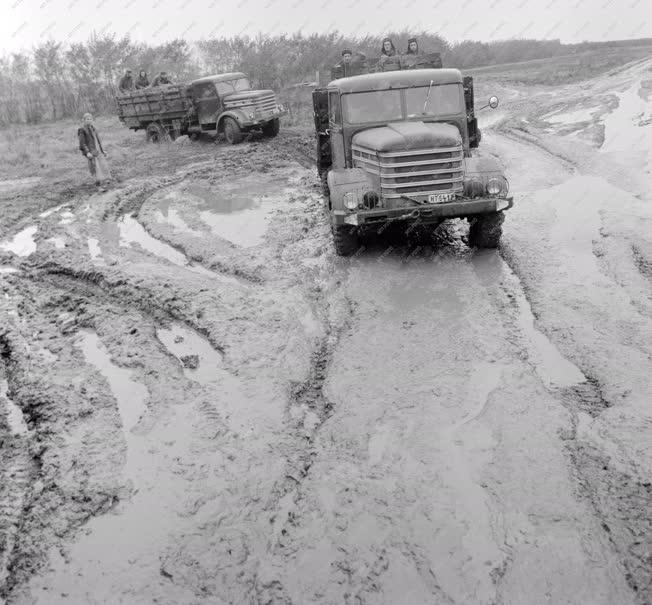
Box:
[343,191,358,210]
[486,178,503,196]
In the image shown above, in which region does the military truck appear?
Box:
[116,72,285,144]
[313,67,512,255]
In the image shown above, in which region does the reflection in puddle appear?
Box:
[88,238,105,264]
[472,251,585,388]
[185,174,295,248]
[1,378,29,436]
[155,206,201,236]
[0,225,38,257]
[76,331,147,435]
[156,323,224,385]
[118,215,238,283]
[48,237,66,249]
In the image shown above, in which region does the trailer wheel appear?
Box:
[223,117,243,145]
[146,122,170,143]
[262,118,280,138]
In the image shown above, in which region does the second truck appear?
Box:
[116,72,285,144]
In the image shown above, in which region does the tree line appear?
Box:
[1,31,650,125]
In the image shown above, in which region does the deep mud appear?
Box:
[2,59,652,604]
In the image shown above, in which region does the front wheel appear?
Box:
[223,117,243,144]
[262,118,280,138]
[332,224,360,256]
[468,211,504,248]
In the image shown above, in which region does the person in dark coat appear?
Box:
[380,38,396,57]
[151,71,173,86]
[78,113,111,188]
[378,38,399,70]
[135,70,149,88]
[118,69,134,93]
[406,38,419,54]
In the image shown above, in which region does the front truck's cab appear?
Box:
[187,72,286,144]
[314,68,513,255]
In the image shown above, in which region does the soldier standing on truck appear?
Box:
[405,38,419,54]
[118,69,134,93]
[151,71,173,86]
[135,70,150,88]
[378,38,399,70]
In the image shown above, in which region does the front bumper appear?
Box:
[239,108,286,128]
[332,196,514,226]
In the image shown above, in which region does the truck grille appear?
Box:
[352,144,464,199]
[254,93,278,113]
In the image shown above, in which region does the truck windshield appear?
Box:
[405,84,463,117]
[215,78,251,95]
[342,90,402,124]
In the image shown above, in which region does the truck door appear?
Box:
[328,91,346,168]
[192,82,221,129]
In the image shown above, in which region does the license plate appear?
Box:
[428,193,455,204]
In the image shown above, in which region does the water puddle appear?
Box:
[59,211,75,225]
[118,215,238,283]
[47,236,66,249]
[437,361,506,594]
[156,323,253,432]
[472,251,585,388]
[39,203,67,218]
[76,331,147,435]
[87,238,105,264]
[156,323,224,384]
[1,378,29,436]
[0,225,38,257]
[186,176,294,248]
[0,266,19,274]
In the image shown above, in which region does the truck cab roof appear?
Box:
[190,72,248,85]
[328,68,463,93]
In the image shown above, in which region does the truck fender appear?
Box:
[327,168,375,211]
[217,110,249,131]
[463,156,508,195]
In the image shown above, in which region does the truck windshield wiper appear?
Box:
[422,79,434,114]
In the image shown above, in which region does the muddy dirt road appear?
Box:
[1,58,652,604]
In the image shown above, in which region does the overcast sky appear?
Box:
[2,0,650,53]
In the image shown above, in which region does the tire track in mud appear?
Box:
[492,128,652,603]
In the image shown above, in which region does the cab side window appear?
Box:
[195,83,217,101]
[329,92,341,125]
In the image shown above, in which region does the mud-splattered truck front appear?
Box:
[313,68,513,255]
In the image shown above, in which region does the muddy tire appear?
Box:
[468,211,504,248]
[262,118,280,138]
[332,224,359,256]
[146,122,170,143]
[223,117,244,145]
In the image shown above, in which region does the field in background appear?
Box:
[465,44,652,85]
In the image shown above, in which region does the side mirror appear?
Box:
[489,96,499,109]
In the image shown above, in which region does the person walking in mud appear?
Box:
[78,113,111,190]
